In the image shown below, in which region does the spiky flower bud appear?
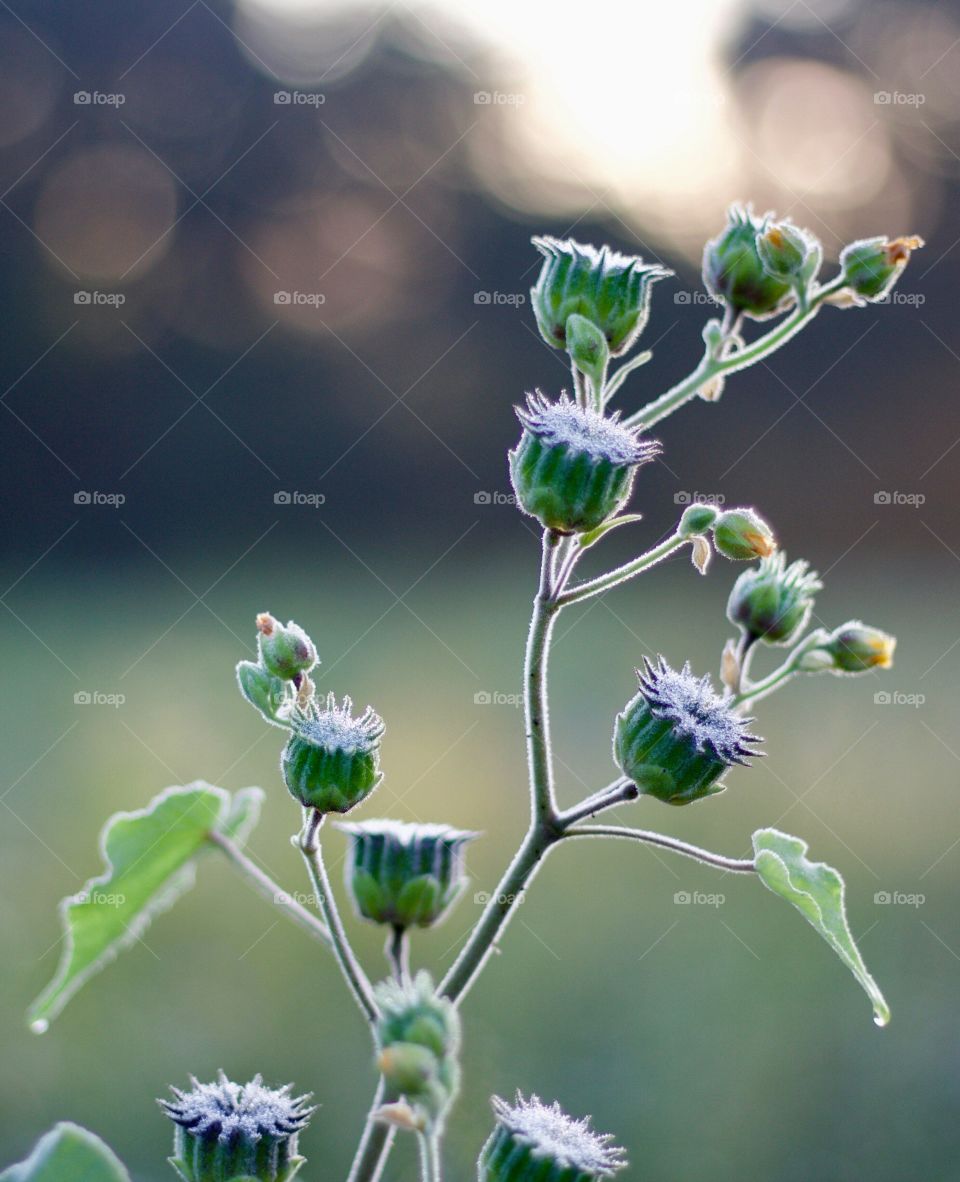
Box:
[614,657,762,805]
[727,553,822,646]
[160,1072,313,1182]
[337,819,478,930]
[256,614,317,682]
[712,508,776,561]
[479,1094,626,1182]
[282,693,384,813]
[703,205,794,320]
[374,972,460,1130]
[838,235,923,304]
[756,220,821,288]
[819,621,896,674]
[509,393,660,534]
[530,236,671,357]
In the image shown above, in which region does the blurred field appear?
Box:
[2,555,958,1180]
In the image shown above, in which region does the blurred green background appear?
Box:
[2,0,960,1178]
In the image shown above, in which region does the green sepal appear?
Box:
[577,513,645,551]
[236,660,290,728]
[565,313,609,401]
[753,828,890,1026]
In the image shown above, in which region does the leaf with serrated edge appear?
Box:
[0,1122,130,1181]
[752,827,890,1026]
[28,782,264,1031]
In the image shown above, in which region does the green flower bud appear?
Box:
[756,220,822,287]
[712,508,777,561]
[281,693,384,813]
[678,503,718,536]
[160,1072,314,1182]
[614,657,762,805]
[838,235,923,304]
[337,819,478,930]
[479,1093,626,1182]
[509,393,660,534]
[565,313,609,394]
[256,613,317,682]
[727,553,822,646]
[530,236,671,357]
[820,621,896,674]
[703,205,794,320]
[375,972,460,1130]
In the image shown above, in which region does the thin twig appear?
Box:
[563,824,756,873]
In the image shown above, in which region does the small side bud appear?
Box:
[727,554,822,646]
[282,693,384,813]
[613,657,762,805]
[256,613,317,681]
[756,221,822,289]
[703,205,794,320]
[678,504,718,536]
[159,1072,314,1182]
[712,509,776,561]
[821,621,896,674]
[236,660,289,726]
[838,235,923,304]
[565,312,610,396]
[479,1093,626,1181]
[530,236,671,356]
[375,972,461,1132]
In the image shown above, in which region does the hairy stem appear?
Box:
[563,824,756,873]
[557,778,639,828]
[557,531,688,606]
[298,810,379,1024]
[419,1132,442,1182]
[346,1080,397,1182]
[207,830,332,946]
[526,529,562,823]
[624,277,846,431]
[386,924,409,982]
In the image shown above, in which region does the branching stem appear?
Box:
[563,824,756,873]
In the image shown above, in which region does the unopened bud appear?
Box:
[703,205,794,320]
[256,614,317,682]
[712,509,776,561]
[838,235,923,304]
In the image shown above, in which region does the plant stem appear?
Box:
[346,1080,397,1182]
[207,830,332,946]
[557,532,688,606]
[386,924,409,982]
[419,1132,442,1182]
[557,778,638,828]
[298,810,379,1024]
[526,530,562,823]
[563,824,756,873]
[623,278,846,431]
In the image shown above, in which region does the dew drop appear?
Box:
[29,1018,49,1035]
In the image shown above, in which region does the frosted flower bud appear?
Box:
[703,205,794,320]
[727,553,822,646]
[282,693,384,813]
[256,613,317,682]
[614,657,762,805]
[159,1072,314,1182]
[478,1093,626,1181]
[712,508,776,561]
[509,393,660,534]
[839,235,923,304]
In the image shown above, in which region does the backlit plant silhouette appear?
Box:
[7,210,922,1182]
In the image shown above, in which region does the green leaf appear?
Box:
[602,349,653,401]
[28,781,264,1032]
[0,1122,130,1181]
[752,827,890,1027]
